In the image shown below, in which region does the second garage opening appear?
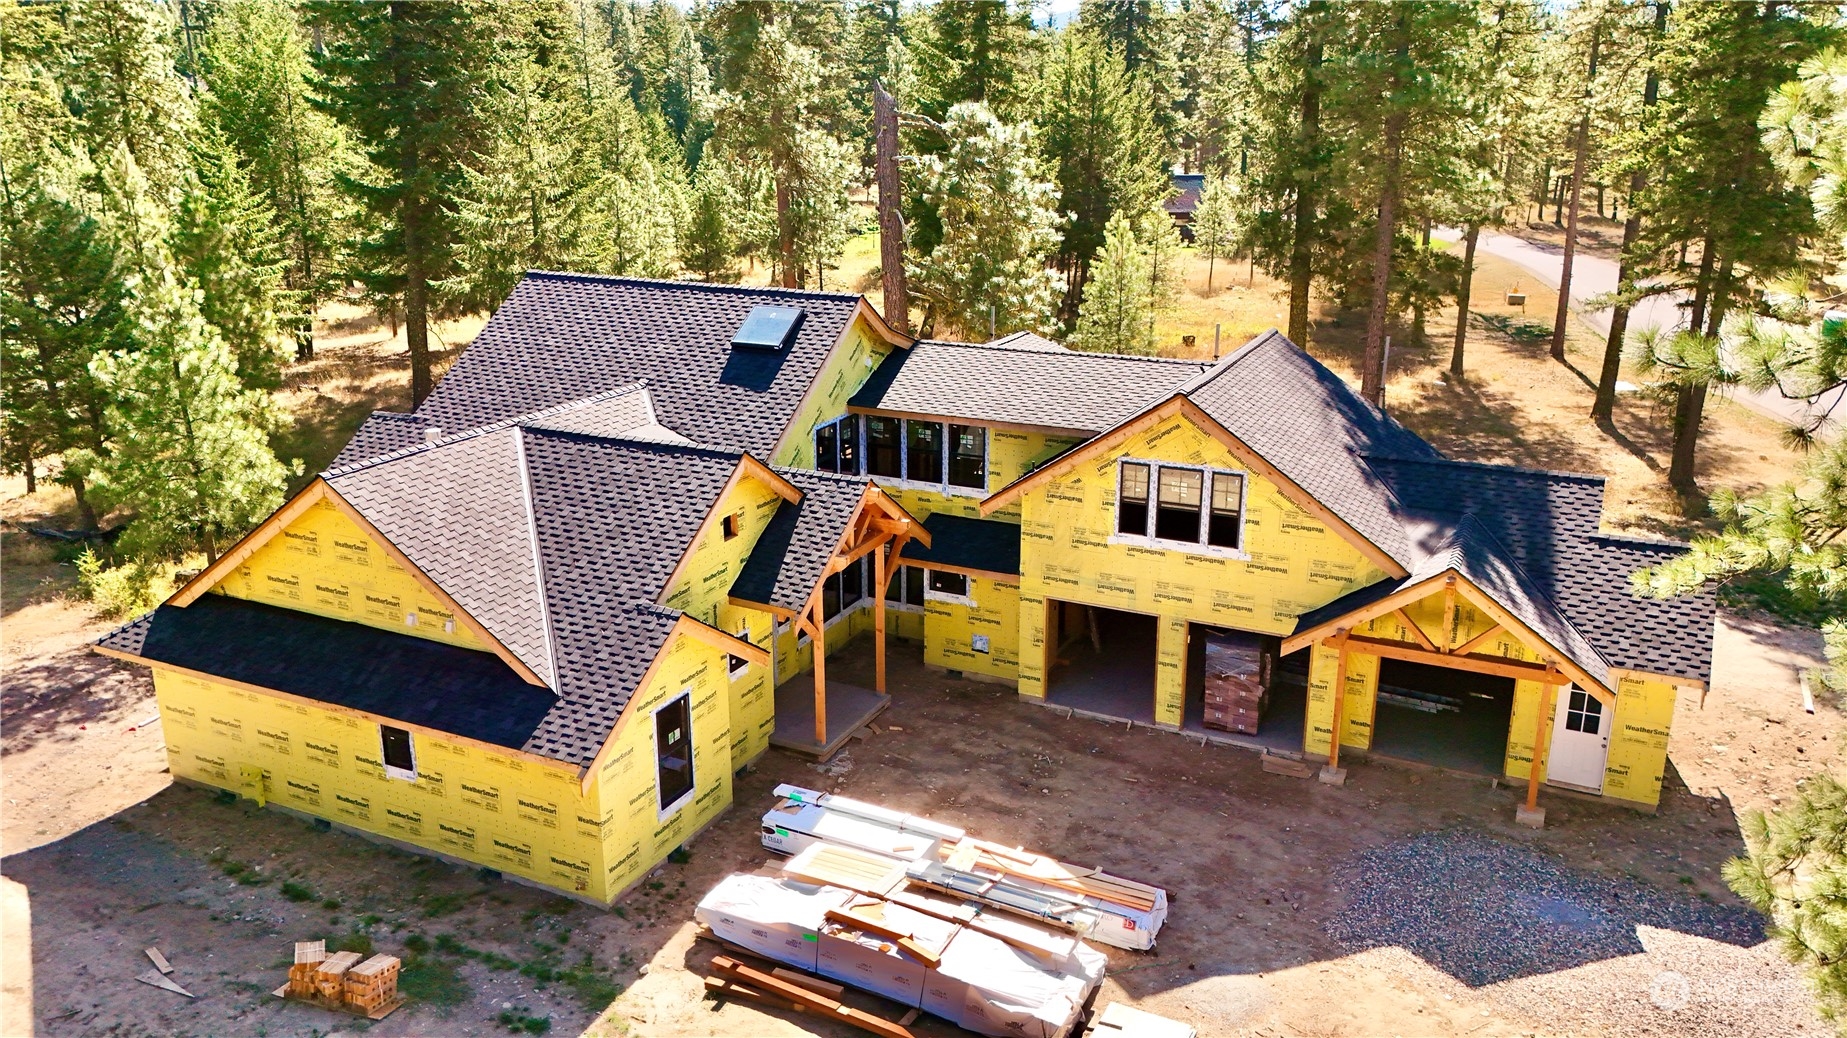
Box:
[1368,658,1515,776]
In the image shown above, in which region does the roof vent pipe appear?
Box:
[423,427,444,443]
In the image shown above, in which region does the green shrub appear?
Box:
[73,549,175,618]
[399,957,470,1011]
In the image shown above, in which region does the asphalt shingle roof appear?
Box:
[99,597,555,751]
[411,274,867,457]
[332,412,430,468]
[1166,173,1205,216]
[1183,331,1441,569]
[899,513,1022,576]
[730,469,870,614]
[850,339,1207,433]
[1364,455,1713,684]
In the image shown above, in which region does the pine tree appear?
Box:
[1613,1,1831,491]
[170,122,293,390]
[708,12,850,288]
[305,0,492,406]
[1721,773,1847,1027]
[1072,210,1156,354]
[914,0,1037,122]
[88,147,293,562]
[680,164,740,282]
[1192,173,1243,294]
[195,0,350,359]
[1038,26,1168,322]
[911,103,1063,338]
[60,0,197,200]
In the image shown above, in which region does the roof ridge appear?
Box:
[325,383,653,477]
[523,269,864,302]
[1363,452,1608,486]
[521,424,747,464]
[1175,330,1283,394]
[510,428,560,693]
[915,338,1211,366]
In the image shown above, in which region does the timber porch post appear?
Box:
[811,594,827,747]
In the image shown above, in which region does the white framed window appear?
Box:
[1112,457,1248,555]
[654,691,695,818]
[814,415,861,474]
[859,415,989,496]
[380,724,417,781]
[924,569,976,607]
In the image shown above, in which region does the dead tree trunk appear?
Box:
[873,81,909,333]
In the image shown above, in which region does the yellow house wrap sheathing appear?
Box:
[1012,412,1390,725]
[157,497,742,903]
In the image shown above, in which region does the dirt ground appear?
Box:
[2,246,1839,1036]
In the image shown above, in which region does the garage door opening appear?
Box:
[1044,602,1156,724]
[1369,659,1515,777]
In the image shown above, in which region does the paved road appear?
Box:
[1437,226,1841,434]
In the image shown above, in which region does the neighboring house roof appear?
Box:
[98,597,557,752]
[730,468,873,614]
[1182,330,1442,570]
[1167,173,1205,216]
[986,330,1069,352]
[850,339,1208,433]
[899,514,1022,577]
[410,273,873,457]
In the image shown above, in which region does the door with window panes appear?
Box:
[1545,686,1609,792]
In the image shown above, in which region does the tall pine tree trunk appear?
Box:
[1668,238,1717,490]
[404,206,433,405]
[1361,22,1410,406]
[873,81,908,332]
[1287,13,1324,347]
[1451,221,1480,378]
[1593,1,1664,422]
[1551,26,1601,363]
[776,177,797,289]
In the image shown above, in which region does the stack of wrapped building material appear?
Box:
[761,785,1168,951]
[696,872,1107,1038]
[1201,633,1268,734]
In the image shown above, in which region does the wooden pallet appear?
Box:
[705,955,915,1038]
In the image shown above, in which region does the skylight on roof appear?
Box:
[732,305,805,351]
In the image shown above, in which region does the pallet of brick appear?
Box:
[286,940,327,998]
[342,954,404,1019]
[313,950,365,1002]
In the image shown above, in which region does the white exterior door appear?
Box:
[1546,686,1610,792]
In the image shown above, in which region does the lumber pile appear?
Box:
[764,785,1169,950]
[274,939,404,1020]
[706,955,916,1038]
[1201,633,1267,734]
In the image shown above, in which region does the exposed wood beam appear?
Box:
[830,530,895,572]
[1281,575,1449,655]
[874,542,888,693]
[1526,679,1559,811]
[1449,580,1612,706]
[1344,635,1573,684]
[739,454,803,504]
[1610,666,1706,692]
[1327,630,1350,770]
[1440,577,1458,650]
[1393,608,1437,652]
[1452,623,1506,658]
[892,558,1019,584]
[811,589,828,747]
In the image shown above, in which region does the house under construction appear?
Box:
[98,275,1714,903]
